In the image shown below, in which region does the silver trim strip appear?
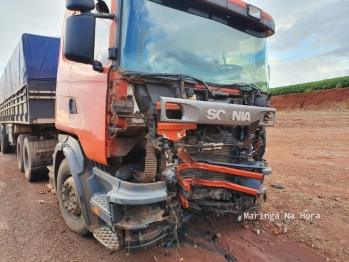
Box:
[159,97,276,126]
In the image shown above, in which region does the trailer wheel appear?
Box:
[17,134,30,172]
[57,159,89,236]
[1,134,10,154]
[23,136,41,181]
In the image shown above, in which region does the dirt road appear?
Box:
[1,108,348,261]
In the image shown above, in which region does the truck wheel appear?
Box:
[0,125,5,152]
[17,134,30,172]
[1,134,10,154]
[23,137,58,182]
[23,137,42,181]
[57,159,89,236]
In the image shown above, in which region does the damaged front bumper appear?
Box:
[88,167,176,250]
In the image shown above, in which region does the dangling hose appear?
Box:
[139,142,157,183]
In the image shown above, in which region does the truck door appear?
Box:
[69,0,113,165]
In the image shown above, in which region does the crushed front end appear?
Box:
[88,0,276,251]
[89,76,276,251]
[157,88,275,216]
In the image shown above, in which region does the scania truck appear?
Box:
[0,0,276,251]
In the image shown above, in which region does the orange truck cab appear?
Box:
[2,0,276,251]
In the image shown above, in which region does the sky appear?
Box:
[0,0,348,88]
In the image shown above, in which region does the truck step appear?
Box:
[91,195,109,212]
[93,226,120,251]
[90,194,112,225]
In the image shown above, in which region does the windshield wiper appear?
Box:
[123,72,215,98]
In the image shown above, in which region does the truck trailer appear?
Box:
[0,34,60,181]
[0,0,276,251]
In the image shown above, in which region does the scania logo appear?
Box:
[207,109,225,120]
[232,111,251,121]
[207,109,251,122]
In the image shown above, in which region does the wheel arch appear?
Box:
[53,134,98,231]
[53,135,85,190]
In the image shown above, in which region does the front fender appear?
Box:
[53,134,99,231]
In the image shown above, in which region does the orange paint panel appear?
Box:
[157,123,197,141]
[57,5,124,165]
[179,163,263,180]
[56,11,74,128]
[178,175,191,192]
[69,98,84,126]
[262,11,273,21]
[228,0,247,8]
[157,123,197,131]
[177,147,262,180]
[69,63,109,165]
[156,102,181,110]
[156,105,196,141]
[184,177,258,195]
[159,130,186,141]
[106,77,130,158]
[57,10,109,164]
[178,193,189,209]
[177,147,196,166]
[221,87,243,94]
[194,84,241,94]
[114,79,128,129]
[55,96,71,124]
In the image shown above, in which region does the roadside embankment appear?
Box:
[271,87,349,110]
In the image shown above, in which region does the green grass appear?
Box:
[269,76,349,96]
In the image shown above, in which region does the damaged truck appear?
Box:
[0,0,276,251]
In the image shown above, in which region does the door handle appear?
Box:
[69,98,77,114]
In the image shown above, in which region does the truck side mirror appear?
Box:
[65,0,95,11]
[64,14,95,64]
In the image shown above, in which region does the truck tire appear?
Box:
[23,136,41,181]
[57,159,89,236]
[17,134,30,172]
[23,137,58,182]
[0,125,5,152]
[1,134,10,154]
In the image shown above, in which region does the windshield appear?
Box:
[120,0,269,91]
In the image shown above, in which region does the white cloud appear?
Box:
[0,1,66,75]
[248,0,349,87]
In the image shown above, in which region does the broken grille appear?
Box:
[187,152,246,165]
[180,168,236,183]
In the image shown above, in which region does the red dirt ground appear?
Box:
[1,88,348,261]
[0,154,326,262]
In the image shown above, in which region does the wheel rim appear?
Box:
[61,177,81,219]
